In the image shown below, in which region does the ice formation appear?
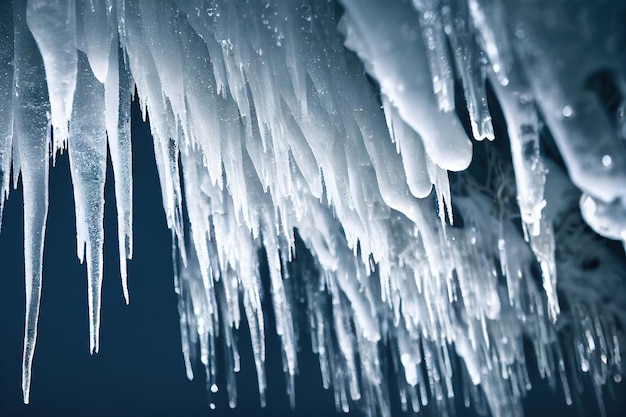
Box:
[0,0,625,416]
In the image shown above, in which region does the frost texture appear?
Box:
[1,0,625,416]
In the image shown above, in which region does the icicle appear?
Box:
[412,0,455,112]
[442,0,494,141]
[80,0,114,83]
[491,71,559,322]
[12,0,51,403]
[69,53,108,354]
[105,41,134,304]
[0,1,14,226]
[26,0,77,154]
[467,0,512,86]
[340,0,472,172]
[382,96,432,199]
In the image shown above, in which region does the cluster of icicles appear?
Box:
[0,0,624,416]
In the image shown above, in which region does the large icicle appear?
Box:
[340,0,473,172]
[68,53,108,354]
[25,0,77,154]
[12,0,51,403]
[491,72,559,322]
[80,0,114,84]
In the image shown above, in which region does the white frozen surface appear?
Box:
[1,1,625,416]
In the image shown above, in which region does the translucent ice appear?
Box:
[68,52,108,354]
[0,0,14,227]
[1,1,625,417]
[26,0,77,154]
[12,0,51,403]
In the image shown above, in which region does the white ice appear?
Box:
[1,1,625,417]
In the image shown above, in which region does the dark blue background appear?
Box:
[0,102,623,417]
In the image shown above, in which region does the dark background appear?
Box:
[0,102,623,417]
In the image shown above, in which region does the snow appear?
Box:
[1,0,625,416]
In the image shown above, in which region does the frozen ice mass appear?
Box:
[1,0,625,416]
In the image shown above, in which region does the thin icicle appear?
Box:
[442,0,494,141]
[491,73,559,322]
[105,42,134,304]
[0,1,14,226]
[412,0,455,112]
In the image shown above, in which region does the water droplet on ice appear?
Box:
[562,105,573,118]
